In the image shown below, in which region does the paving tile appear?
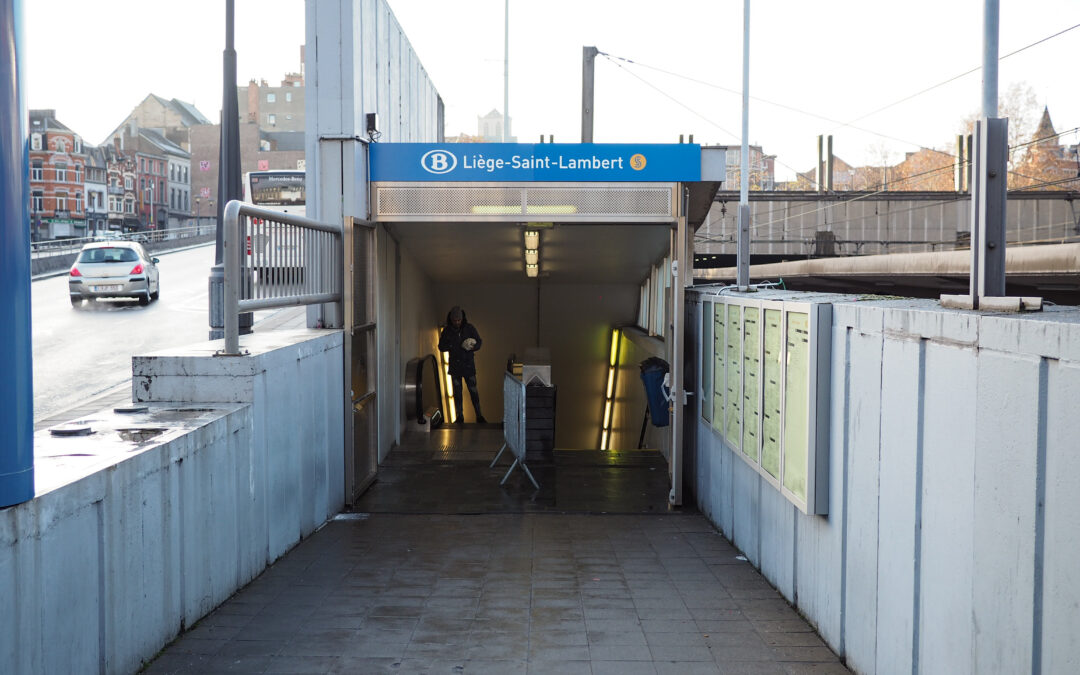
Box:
[650,644,716,661]
[143,444,849,675]
[589,644,654,661]
[716,662,788,675]
[527,659,591,675]
[262,654,339,674]
[591,660,659,674]
[782,663,853,674]
[656,662,722,675]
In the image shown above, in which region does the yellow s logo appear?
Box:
[630,154,647,170]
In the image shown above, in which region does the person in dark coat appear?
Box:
[438,306,486,425]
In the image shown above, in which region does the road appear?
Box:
[31,244,217,423]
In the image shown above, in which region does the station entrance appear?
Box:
[344,143,722,510]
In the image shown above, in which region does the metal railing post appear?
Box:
[223,200,241,354]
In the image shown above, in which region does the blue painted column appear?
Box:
[0,0,35,507]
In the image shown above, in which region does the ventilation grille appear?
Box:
[374,183,675,221]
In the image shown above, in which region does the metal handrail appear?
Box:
[223,199,343,354]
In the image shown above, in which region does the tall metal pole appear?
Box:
[502,0,509,142]
[736,0,751,288]
[582,46,598,143]
[969,0,1007,305]
[0,0,34,506]
[209,0,244,339]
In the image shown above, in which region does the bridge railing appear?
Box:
[222,200,343,355]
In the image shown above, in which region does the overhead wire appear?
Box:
[830,22,1080,132]
[600,23,1080,233]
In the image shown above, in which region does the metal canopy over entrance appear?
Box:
[358,143,722,505]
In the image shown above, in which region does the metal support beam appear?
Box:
[737,0,750,288]
[970,117,1008,303]
[0,0,34,507]
[581,46,598,143]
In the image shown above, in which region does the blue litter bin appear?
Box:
[639,357,670,427]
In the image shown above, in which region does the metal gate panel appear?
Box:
[373,182,677,222]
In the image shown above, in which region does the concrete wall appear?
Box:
[1,330,344,674]
[686,294,1080,674]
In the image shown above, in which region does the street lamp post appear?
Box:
[195,197,201,232]
[209,0,244,340]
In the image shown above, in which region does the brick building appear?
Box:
[83,145,109,236]
[104,141,139,232]
[28,110,86,240]
[237,47,305,134]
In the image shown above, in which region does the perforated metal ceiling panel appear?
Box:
[373,182,677,223]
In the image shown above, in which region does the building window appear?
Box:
[31,160,42,181]
[268,114,276,126]
[56,192,67,211]
[184,192,189,211]
[183,166,188,183]
[124,176,133,190]
[74,136,82,153]
[170,164,175,180]
[125,198,135,214]
[267,93,276,103]
[171,188,176,209]
[286,115,293,120]
[31,133,41,150]
[56,138,66,153]
[285,92,292,102]
[140,178,145,191]
[74,165,81,182]
[56,162,67,182]
[140,158,145,172]
[32,191,43,212]
[75,193,83,213]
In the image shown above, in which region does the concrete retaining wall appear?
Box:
[0,330,345,674]
[687,295,1080,674]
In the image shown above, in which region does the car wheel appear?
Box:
[70,296,81,307]
[151,285,160,301]
[138,292,150,306]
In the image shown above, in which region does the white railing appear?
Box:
[222,200,343,355]
[29,224,214,258]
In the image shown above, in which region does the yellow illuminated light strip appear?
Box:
[438,342,457,424]
[600,328,620,450]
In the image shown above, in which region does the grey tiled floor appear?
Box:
[144,427,850,675]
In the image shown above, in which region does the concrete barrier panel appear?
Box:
[1042,360,1080,675]
[842,326,885,674]
[972,350,1040,673]
[875,336,922,674]
[917,340,977,673]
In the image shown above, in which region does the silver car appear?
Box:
[69,241,160,306]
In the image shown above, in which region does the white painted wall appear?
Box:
[686,294,1080,674]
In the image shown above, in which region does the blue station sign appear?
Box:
[369,143,701,182]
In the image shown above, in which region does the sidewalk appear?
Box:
[142,429,851,675]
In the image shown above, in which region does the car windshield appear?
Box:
[78,247,139,264]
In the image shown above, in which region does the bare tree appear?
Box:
[958,81,1039,168]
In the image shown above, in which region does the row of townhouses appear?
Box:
[29,49,307,241]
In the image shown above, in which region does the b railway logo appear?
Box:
[420,149,457,175]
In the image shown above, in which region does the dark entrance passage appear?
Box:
[352,427,677,515]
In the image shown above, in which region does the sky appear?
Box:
[23,0,1080,181]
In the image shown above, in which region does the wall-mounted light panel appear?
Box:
[703,296,831,515]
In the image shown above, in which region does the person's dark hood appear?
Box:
[446,307,468,325]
